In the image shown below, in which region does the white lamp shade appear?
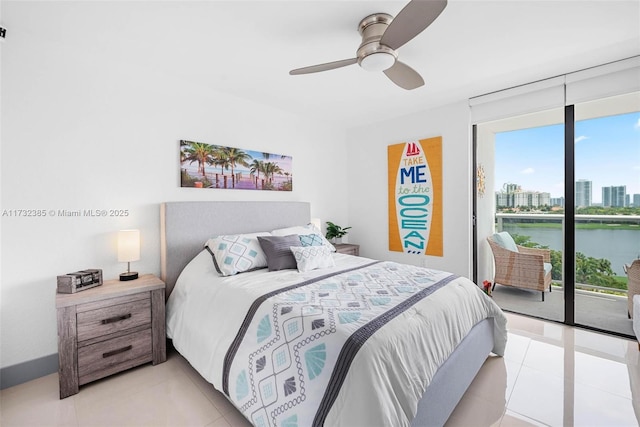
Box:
[310,218,322,231]
[118,230,140,262]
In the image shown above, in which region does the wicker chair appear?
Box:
[624,259,640,318]
[487,232,552,301]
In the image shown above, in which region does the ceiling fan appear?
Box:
[289,0,447,90]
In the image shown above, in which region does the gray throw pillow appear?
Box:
[257,235,300,271]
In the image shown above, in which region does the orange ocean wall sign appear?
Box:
[388,136,443,256]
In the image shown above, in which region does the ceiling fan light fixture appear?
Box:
[360,51,396,72]
[288,0,447,89]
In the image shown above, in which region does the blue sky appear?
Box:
[495,112,640,201]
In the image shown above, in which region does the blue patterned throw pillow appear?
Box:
[205,233,270,276]
[271,224,336,252]
[298,233,325,247]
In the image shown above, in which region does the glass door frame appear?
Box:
[564,105,575,325]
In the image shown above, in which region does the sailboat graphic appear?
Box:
[406,142,421,156]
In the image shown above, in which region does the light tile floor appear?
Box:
[1,312,638,426]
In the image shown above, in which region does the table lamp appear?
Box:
[310,217,322,231]
[118,229,140,281]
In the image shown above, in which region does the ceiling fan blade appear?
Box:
[383,61,425,90]
[380,0,447,50]
[289,58,358,75]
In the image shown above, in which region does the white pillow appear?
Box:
[272,224,336,252]
[271,225,313,236]
[204,232,270,276]
[290,245,336,273]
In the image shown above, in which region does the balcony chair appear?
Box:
[624,259,640,318]
[487,232,552,301]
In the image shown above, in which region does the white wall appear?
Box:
[0,2,349,368]
[346,101,473,278]
[1,1,480,372]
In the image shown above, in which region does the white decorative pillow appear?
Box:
[290,245,336,273]
[204,232,270,276]
[272,224,336,252]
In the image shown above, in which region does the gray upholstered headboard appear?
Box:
[160,201,311,296]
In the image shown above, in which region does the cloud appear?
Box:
[635,118,640,129]
[521,167,535,175]
[575,135,588,143]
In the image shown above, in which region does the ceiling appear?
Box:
[15,0,640,128]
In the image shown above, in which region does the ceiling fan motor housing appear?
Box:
[356,13,397,71]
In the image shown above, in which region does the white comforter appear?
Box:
[166,251,507,427]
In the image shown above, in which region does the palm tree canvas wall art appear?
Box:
[180,140,293,191]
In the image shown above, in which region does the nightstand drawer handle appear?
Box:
[102,345,132,358]
[101,313,131,325]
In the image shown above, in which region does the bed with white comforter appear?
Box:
[166,250,507,427]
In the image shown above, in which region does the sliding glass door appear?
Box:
[475,91,639,337]
[573,93,640,336]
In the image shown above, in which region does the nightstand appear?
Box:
[56,274,166,399]
[334,243,360,256]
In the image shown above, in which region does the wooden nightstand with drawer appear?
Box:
[56,274,166,398]
[334,243,360,256]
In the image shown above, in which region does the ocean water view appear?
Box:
[503,225,640,276]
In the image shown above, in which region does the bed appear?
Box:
[161,201,507,427]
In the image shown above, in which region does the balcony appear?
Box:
[490,213,640,337]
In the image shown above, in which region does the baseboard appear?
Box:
[0,353,58,390]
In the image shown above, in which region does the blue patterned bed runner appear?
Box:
[223,261,456,427]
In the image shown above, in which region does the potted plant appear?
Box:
[325,221,351,244]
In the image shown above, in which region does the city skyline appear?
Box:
[496,181,634,208]
[494,111,640,202]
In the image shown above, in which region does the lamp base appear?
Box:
[119,271,139,281]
